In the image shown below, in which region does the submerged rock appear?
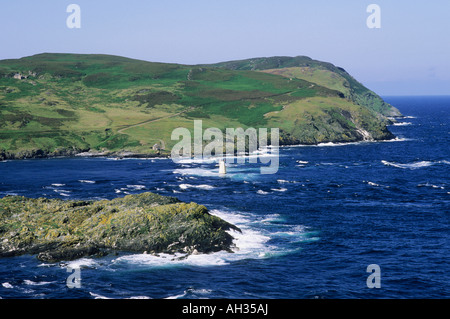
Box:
[0,192,240,262]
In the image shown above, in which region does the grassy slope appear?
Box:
[208,55,402,117]
[0,53,397,157]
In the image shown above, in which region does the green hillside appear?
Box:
[208,55,402,117]
[0,53,398,159]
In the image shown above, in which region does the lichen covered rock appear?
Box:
[0,192,240,262]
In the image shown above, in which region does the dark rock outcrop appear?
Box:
[0,192,240,262]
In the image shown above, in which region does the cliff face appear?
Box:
[0,192,240,262]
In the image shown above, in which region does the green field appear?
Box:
[0,53,399,159]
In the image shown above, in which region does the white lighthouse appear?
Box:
[219,159,226,174]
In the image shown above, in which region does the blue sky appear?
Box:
[1,0,449,95]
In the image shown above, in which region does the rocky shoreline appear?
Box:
[0,147,170,161]
[0,192,241,262]
[0,128,400,161]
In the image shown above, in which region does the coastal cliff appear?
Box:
[0,53,400,160]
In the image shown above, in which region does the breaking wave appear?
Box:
[381,160,434,169]
[179,183,216,190]
[79,180,96,184]
[392,122,413,126]
[108,208,317,269]
[381,159,450,169]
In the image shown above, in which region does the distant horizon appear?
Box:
[382,94,450,97]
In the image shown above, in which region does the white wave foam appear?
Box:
[317,142,353,147]
[260,213,285,223]
[113,251,228,267]
[175,153,280,165]
[51,183,65,187]
[126,185,146,190]
[382,160,434,169]
[175,157,220,164]
[277,179,299,184]
[79,180,95,184]
[209,210,276,259]
[164,293,186,299]
[164,288,212,299]
[173,167,260,183]
[55,191,70,197]
[113,209,274,268]
[257,190,269,195]
[110,208,318,269]
[54,189,71,193]
[417,183,445,189]
[272,230,303,237]
[179,183,215,190]
[189,288,212,295]
[283,141,364,148]
[1,192,19,196]
[271,187,287,192]
[291,225,308,232]
[23,279,53,286]
[209,209,249,225]
[291,136,415,147]
[175,166,237,175]
[63,258,99,269]
[37,263,55,267]
[392,122,412,126]
[266,224,317,248]
[89,292,112,299]
[365,181,390,188]
[2,282,13,289]
[379,137,412,143]
[173,168,219,177]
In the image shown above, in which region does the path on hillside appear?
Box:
[117,108,193,149]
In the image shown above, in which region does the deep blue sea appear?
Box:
[0,96,448,299]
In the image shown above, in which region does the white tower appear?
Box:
[219,160,226,174]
